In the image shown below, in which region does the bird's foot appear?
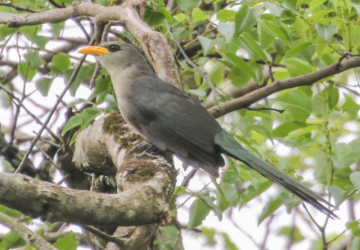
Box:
[127,140,152,155]
[132,151,160,160]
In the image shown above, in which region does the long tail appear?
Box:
[215,131,338,219]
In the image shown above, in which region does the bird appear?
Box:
[79,41,337,218]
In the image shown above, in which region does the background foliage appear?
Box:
[1,0,360,249]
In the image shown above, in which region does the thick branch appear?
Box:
[0,212,57,250]
[0,172,168,227]
[0,1,181,88]
[0,2,118,27]
[209,56,360,118]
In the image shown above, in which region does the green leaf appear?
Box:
[19,25,40,36]
[328,185,347,207]
[263,2,283,16]
[315,23,337,41]
[0,232,26,249]
[173,13,186,22]
[217,9,236,22]
[277,226,304,242]
[285,125,317,140]
[66,64,96,95]
[312,92,328,117]
[240,180,272,205]
[25,51,46,68]
[226,64,251,88]
[285,58,315,77]
[272,121,307,138]
[308,0,327,13]
[53,232,79,250]
[192,7,209,21]
[159,8,173,23]
[221,168,242,184]
[246,110,272,119]
[26,35,49,50]
[280,9,296,24]
[52,53,70,73]
[51,22,65,38]
[284,42,312,58]
[252,124,274,143]
[259,20,291,45]
[0,26,18,40]
[326,84,339,109]
[274,90,312,121]
[198,36,214,56]
[347,220,360,230]
[0,205,32,223]
[241,32,272,63]
[225,52,258,82]
[188,197,211,228]
[351,237,360,249]
[155,226,180,249]
[280,191,301,213]
[342,94,360,120]
[350,172,360,191]
[219,183,239,206]
[80,107,101,127]
[61,115,82,136]
[217,22,235,43]
[258,197,282,225]
[189,89,206,99]
[198,192,222,220]
[36,77,53,96]
[176,0,201,11]
[17,62,37,81]
[143,7,165,26]
[235,5,263,35]
[174,186,187,195]
[257,21,275,49]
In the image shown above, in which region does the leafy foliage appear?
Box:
[1,0,360,249]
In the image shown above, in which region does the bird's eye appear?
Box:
[108,44,121,52]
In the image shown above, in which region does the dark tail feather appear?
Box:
[215,131,338,219]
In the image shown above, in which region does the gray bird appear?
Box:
[79,42,337,218]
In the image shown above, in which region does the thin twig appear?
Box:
[102,20,124,43]
[73,19,91,42]
[15,52,90,174]
[260,215,274,250]
[0,84,60,142]
[56,174,69,185]
[0,34,13,60]
[90,62,101,89]
[36,145,59,169]
[9,34,29,146]
[180,169,197,187]
[335,83,360,96]
[0,2,40,13]
[302,204,322,230]
[296,207,321,238]
[327,217,360,245]
[228,213,261,248]
[246,107,285,113]
[109,29,132,44]
[170,28,222,104]
[48,0,64,8]
[82,225,125,247]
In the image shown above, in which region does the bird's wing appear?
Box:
[125,74,223,167]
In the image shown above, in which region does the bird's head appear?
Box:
[78,42,148,76]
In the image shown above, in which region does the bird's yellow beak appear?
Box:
[78,46,110,56]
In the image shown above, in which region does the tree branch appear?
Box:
[0,212,57,250]
[0,0,181,88]
[208,56,360,118]
[0,172,168,227]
